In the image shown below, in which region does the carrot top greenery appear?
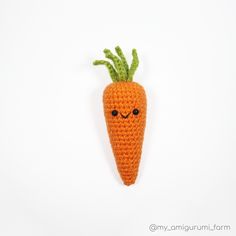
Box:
[93,46,139,82]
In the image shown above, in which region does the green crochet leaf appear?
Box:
[93,46,139,82]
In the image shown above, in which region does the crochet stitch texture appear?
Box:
[103,82,146,185]
[93,46,146,185]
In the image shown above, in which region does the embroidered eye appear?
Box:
[111,110,118,116]
[133,109,139,115]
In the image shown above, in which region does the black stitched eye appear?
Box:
[133,109,139,115]
[111,110,118,116]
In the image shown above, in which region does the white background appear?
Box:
[0,0,236,235]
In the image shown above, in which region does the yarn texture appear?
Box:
[93,46,147,186]
[103,82,146,185]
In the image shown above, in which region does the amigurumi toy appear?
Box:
[93,46,147,186]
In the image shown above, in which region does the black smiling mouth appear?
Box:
[111,109,140,118]
[120,112,131,119]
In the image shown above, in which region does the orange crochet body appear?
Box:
[103,82,146,185]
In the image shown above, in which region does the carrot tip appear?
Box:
[123,180,136,186]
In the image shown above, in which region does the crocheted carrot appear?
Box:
[93,46,146,186]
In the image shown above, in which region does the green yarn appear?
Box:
[103,49,127,81]
[128,49,139,81]
[115,46,129,75]
[93,46,139,82]
[93,60,118,82]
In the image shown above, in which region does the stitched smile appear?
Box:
[121,112,131,119]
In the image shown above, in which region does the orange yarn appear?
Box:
[103,82,146,185]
